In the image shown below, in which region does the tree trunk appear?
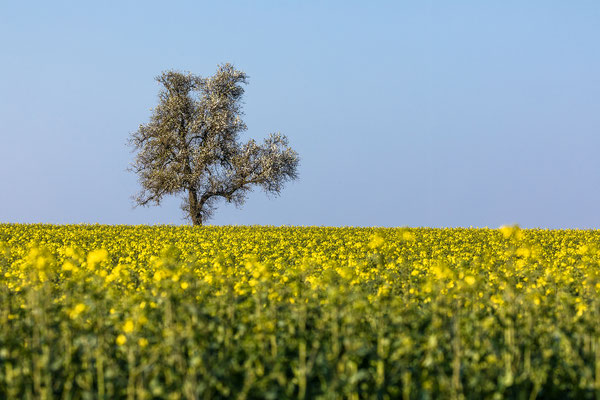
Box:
[188,189,202,226]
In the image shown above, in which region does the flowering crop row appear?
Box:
[1,224,600,399]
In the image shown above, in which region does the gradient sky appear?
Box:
[1,1,599,228]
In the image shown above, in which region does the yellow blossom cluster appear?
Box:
[1,224,600,398]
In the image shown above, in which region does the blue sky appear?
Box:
[1,1,599,228]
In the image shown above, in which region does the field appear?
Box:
[1,224,600,399]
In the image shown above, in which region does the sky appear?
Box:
[1,1,599,228]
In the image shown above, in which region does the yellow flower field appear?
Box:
[1,224,600,399]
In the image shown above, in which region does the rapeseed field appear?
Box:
[1,224,600,399]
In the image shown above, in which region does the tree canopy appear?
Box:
[129,64,299,225]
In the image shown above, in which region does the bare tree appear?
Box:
[129,64,299,226]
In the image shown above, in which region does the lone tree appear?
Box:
[129,64,299,226]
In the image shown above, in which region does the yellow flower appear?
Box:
[499,225,523,240]
[515,247,531,258]
[123,319,134,333]
[491,294,504,306]
[87,249,109,267]
[368,234,384,249]
[138,338,149,348]
[464,275,476,286]
[69,303,86,319]
[62,261,76,272]
[116,334,127,345]
[577,245,589,255]
[402,231,415,241]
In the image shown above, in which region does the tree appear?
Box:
[129,64,299,226]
